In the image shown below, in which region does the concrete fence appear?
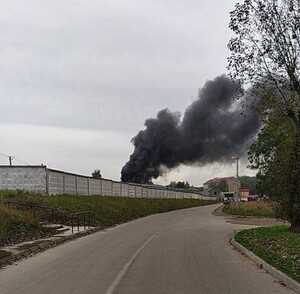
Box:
[0,165,216,201]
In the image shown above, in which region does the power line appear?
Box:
[0,153,27,166]
[14,158,28,165]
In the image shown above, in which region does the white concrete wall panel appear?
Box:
[121,183,129,197]
[101,179,112,196]
[0,167,47,193]
[149,189,155,198]
[64,174,76,195]
[0,166,218,201]
[156,190,162,198]
[48,170,64,195]
[128,185,136,197]
[89,178,101,195]
[153,189,157,198]
[142,187,148,198]
[135,186,142,198]
[112,182,121,196]
[77,176,88,195]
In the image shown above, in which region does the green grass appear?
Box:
[223,201,275,218]
[235,226,300,283]
[1,190,217,226]
[0,204,44,247]
[3,192,216,227]
[0,250,12,258]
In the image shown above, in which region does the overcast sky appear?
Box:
[0,0,256,186]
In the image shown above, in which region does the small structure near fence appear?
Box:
[70,211,91,233]
[4,199,92,233]
[0,165,217,201]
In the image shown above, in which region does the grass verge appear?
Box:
[0,204,44,247]
[235,226,300,283]
[223,201,275,218]
[0,250,12,258]
[3,192,216,227]
[1,190,217,245]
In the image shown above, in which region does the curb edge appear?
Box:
[231,239,300,294]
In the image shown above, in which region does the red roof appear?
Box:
[240,188,250,192]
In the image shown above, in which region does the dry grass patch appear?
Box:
[223,201,275,218]
[0,204,44,246]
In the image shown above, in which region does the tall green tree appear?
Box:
[248,113,296,220]
[92,169,102,179]
[228,0,300,230]
[239,176,257,195]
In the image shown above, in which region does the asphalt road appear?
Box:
[0,204,296,294]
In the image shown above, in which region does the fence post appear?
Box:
[46,169,50,195]
[100,178,103,196]
[75,175,78,196]
[63,172,65,194]
[71,216,74,233]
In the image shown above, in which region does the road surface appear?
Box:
[0,204,295,294]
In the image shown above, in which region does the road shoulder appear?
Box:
[231,239,300,294]
[213,205,300,294]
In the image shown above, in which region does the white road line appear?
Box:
[105,234,156,294]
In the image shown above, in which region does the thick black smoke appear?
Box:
[121,75,261,183]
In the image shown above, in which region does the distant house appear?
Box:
[240,188,258,201]
[203,176,236,193]
[201,187,222,200]
[240,188,250,197]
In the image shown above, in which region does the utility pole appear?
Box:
[232,156,240,209]
[8,156,15,166]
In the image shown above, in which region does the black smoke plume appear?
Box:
[121,75,260,183]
